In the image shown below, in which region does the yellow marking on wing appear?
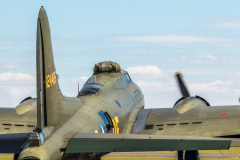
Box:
[46,71,57,88]
[95,130,98,133]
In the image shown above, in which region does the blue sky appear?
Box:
[0,1,240,108]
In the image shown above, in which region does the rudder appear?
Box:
[36,7,61,129]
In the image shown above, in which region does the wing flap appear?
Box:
[0,133,31,153]
[65,133,233,153]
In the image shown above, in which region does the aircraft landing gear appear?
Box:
[177,150,199,160]
[185,150,199,160]
[177,151,183,160]
[13,153,19,160]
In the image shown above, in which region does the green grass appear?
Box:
[101,157,240,160]
[2,148,240,160]
[102,157,177,160]
[201,158,240,160]
[0,156,13,160]
[199,147,240,153]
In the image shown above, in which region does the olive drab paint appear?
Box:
[0,6,240,160]
[18,7,145,160]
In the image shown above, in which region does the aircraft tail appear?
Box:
[36,7,62,128]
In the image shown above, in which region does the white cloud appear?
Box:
[135,81,176,91]
[0,72,35,82]
[236,72,240,76]
[206,55,215,59]
[199,54,216,60]
[72,76,89,82]
[0,72,36,107]
[117,35,228,44]
[168,56,187,63]
[79,76,89,80]
[136,81,163,87]
[198,55,228,61]
[3,62,20,68]
[215,22,240,29]
[188,80,232,93]
[134,78,236,94]
[126,66,162,77]
[0,86,35,101]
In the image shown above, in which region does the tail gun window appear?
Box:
[80,86,100,96]
[125,74,131,84]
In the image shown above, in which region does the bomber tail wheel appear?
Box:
[185,150,199,160]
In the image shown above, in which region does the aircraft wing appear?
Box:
[0,132,240,154]
[0,133,31,153]
[64,133,240,153]
[132,106,240,137]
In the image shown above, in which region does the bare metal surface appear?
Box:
[132,109,151,134]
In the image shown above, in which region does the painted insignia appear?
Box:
[46,71,57,88]
[112,116,119,134]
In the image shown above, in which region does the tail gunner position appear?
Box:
[0,7,240,160]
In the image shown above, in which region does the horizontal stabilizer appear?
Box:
[65,133,238,153]
[0,133,31,153]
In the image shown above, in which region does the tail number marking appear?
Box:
[46,71,56,88]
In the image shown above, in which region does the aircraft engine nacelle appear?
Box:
[174,72,210,114]
[15,97,37,115]
[173,96,210,114]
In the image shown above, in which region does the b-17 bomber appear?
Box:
[1,6,240,160]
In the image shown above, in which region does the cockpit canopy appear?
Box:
[80,86,101,96]
[94,61,121,75]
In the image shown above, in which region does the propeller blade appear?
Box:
[175,71,190,98]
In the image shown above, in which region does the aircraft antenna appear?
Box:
[78,82,80,98]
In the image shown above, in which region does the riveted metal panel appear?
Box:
[65,138,231,153]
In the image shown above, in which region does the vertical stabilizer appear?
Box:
[37,7,61,128]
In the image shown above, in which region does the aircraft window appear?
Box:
[145,124,154,129]
[192,122,202,124]
[125,74,131,84]
[156,124,164,126]
[99,123,107,133]
[39,132,45,144]
[80,86,100,96]
[167,124,177,126]
[98,110,109,126]
[104,112,113,131]
[2,124,12,126]
[179,123,189,125]
[115,100,121,108]
[86,83,104,87]
[158,128,163,130]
